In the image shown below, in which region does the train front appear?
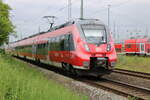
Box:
[73,19,117,76]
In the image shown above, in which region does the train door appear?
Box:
[44,42,49,60]
[32,41,37,58]
[68,34,75,63]
[140,43,145,53]
[147,43,150,55]
[63,34,70,62]
[68,34,75,52]
[64,33,75,63]
[47,40,50,61]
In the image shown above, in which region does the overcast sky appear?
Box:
[4,0,150,42]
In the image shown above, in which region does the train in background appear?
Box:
[9,19,117,77]
[115,38,150,56]
[114,44,123,53]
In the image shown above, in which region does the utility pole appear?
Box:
[108,4,111,29]
[68,0,72,21]
[80,0,84,20]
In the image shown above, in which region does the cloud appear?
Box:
[5,0,150,42]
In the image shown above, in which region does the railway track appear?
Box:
[81,78,150,100]
[15,57,150,100]
[113,68,150,80]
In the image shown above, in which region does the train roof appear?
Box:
[125,39,136,43]
[10,19,104,44]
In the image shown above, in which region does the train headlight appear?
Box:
[84,44,90,52]
[107,44,111,51]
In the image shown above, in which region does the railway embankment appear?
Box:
[15,56,127,100]
[0,54,87,100]
[1,54,150,100]
[16,56,150,100]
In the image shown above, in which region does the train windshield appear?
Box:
[81,24,107,45]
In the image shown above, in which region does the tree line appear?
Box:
[0,0,14,46]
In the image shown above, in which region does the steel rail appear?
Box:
[81,78,150,100]
[113,68,150,80]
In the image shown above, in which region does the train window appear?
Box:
[55,37,57,50]
[42,44,44,50]
[148,49,150,53]
[126,44,131,48]
[60,35,65,50]
[49,38,52,50]
[45,43,47,48]
[51,38,54,43]
[64,34,69,51]
[63,34,75,51]
[50,38,52,42]
[81,24,107,45]
[38,44,40,48]
[42,44,45,48]
[37,44,39,48]
[58,36,61,50]
[50,36,54,50]
[55,37,59,50]
[56,37,60,42]
[49,38,51,43]
[49,38,53,51]
[140,44,144,51]
[68,34,75,51]
[40,44,42,48]
[61,35,65,40]
[47,34,74,51]
[55,37,57,42]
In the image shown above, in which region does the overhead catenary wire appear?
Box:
[12,0,150,42]
[88,0,133,17]
[14,0,77,25]
[10,0,79,41]
[14,0,132,26]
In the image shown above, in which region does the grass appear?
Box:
[116,55,150,73]
[0,54,87,100]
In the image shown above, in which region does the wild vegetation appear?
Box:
[0,54,87,100]
[0,0,14,46]
[116,55,150,73]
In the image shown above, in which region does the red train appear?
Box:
[115,43,123,53]
[9,19,117,76]
[115,38,150,55]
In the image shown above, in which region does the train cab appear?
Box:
[68,19,117,75]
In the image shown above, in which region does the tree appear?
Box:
[0,0,14,46]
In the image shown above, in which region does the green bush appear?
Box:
[0,48,5,54]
